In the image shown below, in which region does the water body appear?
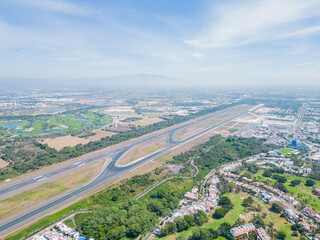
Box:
[2,121,22,130]
[42,107,66,113]
[77,115,88,120]
[38,129,64,135]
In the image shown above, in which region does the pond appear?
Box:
[2,121,22,130]
[77,115,88,120]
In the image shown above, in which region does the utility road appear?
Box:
[0,104,250,236]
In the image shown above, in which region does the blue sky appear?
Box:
[0,0,319,87]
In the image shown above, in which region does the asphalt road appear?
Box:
[0,105,249,235]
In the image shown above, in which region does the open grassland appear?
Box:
[174,124,209,142]
[118,136,167,165]
[0,183,68,221]
[0,158,105,222]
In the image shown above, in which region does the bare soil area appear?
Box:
[41,131,115,150]
[0,159,8,169]
[41,136,89,150]
[86,130,115,141]
[131,117,164,127]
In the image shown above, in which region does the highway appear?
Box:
[0,105,250,236]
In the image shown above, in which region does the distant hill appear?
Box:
[0,74,179,90]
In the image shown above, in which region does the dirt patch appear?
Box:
[86,130,115,141]
[211,129,231,137]
[118,136,167,166]
[41,136,89,150]
[239,212,255,222]
[131,117,164,127]
[231,122,248,129]
[166,164,184,174]
[0,159,8,169]
[40,131,115,150]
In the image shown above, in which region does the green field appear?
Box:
[0,111,112,139]
[277,148,295,155]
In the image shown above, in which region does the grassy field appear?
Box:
[63,219,75,228]
[0,111,112,139]
[277,148,295,155]
[0,183,68,220]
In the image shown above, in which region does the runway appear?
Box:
[0,104,250,236]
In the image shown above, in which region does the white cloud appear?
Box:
[191,52,204,58]
[15,0,87,15]
[294,62,315,67]
[280,25,320,38]
[51,57,81,61]
[186,0,320,48]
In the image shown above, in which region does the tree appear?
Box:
[111,195,118,201]
[306,179,315,187]
[194,211,208,226]
[208,229,218,239]
[250,215,265,228]
[274,182,288,193]
[270,203,283,213]
[219,196,231,206]
[232,218,245,228]
[277,231,286,240]
[263,169,272,177]
[278,176,287,183]
[212,208,228,219]
[217,222,233,239]
[183,215,194,228]
[189,228,212,240]
[290,179,301,186]
[162,222,177,236]
[175,217,188,232]
[242,196,254,208]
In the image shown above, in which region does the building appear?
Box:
[257,227,270,240]
[184,192,197,201]
[230,223,256,239]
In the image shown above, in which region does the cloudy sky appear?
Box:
[0,0,320,87]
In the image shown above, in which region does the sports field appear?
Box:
[277,148,295,155]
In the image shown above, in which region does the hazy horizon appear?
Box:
[1,0,320,88]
